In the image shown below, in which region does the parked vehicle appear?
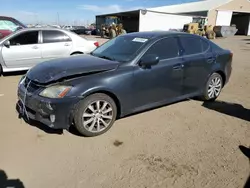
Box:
[17,31,232,137]
[84,28,93,35]
[71,26,86,35]
[183,17,216,39]
[50,25,61,29]
[0,16,26,39]
[0,28,99,73]
[62,25,74,31]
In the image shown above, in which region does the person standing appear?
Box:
[101,24,106,38]
[117,23,127,35]
[109,24,117,39]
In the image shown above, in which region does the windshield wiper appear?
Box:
[90,52,117,61]
[97,55,116,61]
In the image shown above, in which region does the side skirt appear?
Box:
[120,91,202,118]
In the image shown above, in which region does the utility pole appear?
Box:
[57,12,60,26]
[34,15,38,24]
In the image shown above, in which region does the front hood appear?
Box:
[27,55,119,84]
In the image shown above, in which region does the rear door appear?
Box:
[2,30,42,68]
[178,35,213,95]
[41,30,73,61]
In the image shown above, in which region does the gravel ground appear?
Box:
[0,35,249,188]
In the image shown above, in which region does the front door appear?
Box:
[41,30,72,61]
[132,37,184,111]
[178,36,213,95]
[2,31,42,68]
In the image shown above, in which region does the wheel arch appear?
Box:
[70,51,84,55]
[81,89,122,119]
[215,70,226,87]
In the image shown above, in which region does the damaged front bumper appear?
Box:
[17,83,80,130]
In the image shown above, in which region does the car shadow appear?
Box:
[242,39,250,41]
[239,145,250,188]
[68,125,83,137]
[202,100,250,122]
[0,169,25,188]
[68,99,191,137]
[16,103,63,135]
[2,70,27,77]
[119,98,190,120]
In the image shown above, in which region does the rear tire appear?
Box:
[74,93,117,137]
[201,73,223,101]
[0,65,2,76]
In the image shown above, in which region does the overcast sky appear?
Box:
[1,0,200,25]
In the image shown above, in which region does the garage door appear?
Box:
[216,10,233,26]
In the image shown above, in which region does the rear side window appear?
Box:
[201,39,210,52]
[42,30,71,43]
[144,37,179,60]
[179,36,202,56]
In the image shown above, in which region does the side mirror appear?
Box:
[15,26,23,31]
[139,54,160,68]
[4,40,10,48]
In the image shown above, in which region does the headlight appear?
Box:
[39,85,72,98]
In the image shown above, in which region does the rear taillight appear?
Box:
[94,42,99,47]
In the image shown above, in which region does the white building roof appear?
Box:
[148,0,232,13]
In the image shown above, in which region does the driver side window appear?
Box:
[9,31,39,46]
[143,37,180,60]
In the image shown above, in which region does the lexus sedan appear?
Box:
[16,31,232,137]
[0,28,99,74]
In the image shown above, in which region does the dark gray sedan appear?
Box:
[17,31,232,137]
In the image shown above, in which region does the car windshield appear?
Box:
[91,35,150,62]
[0,20,21,32]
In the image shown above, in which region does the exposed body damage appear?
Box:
[17,54,121,129]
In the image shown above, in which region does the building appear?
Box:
[96,11,194,33]
[96,0,250,35]
[149,0,250,35]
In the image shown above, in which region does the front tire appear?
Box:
[202,73,223,101]
[74,93,117,137]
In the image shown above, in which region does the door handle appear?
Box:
[64,43,70,46]
[32,46,38,49]
[207,57,215,63]
[173,64,184,70]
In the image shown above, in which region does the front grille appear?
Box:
[24,77,41,93]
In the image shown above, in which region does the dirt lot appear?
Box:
[0,36,249,188]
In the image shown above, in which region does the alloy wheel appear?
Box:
[82,100,113,133]
[208,76,222,99]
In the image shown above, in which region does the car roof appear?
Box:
[0,16,14,19]
[19,27,65,31]
[125,31,194,39]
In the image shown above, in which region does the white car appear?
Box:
[62,25,74,30]
[0,28,99,73]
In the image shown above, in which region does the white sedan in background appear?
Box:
[0,28,99,74]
